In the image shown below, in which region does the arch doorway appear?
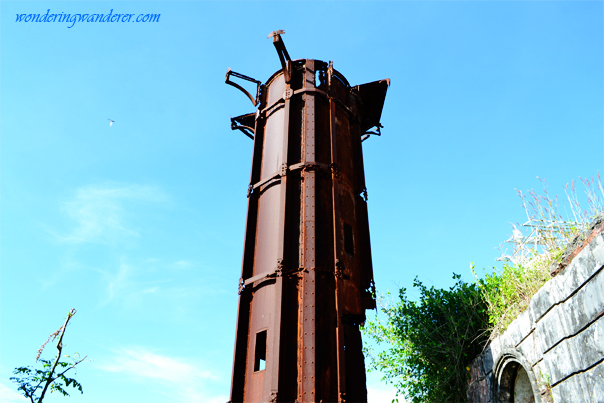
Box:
[514,365,535,403]
[495,353,539,403]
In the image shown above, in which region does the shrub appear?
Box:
[472,262,551,338]
[362,274,489,403]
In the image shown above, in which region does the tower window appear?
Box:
[254,330,267,372]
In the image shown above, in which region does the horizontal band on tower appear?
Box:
[247,161,331,197]
[258,87,355,119]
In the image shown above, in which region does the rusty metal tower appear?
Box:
[226,31,389,403]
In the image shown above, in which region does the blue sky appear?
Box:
[1,1,602,402]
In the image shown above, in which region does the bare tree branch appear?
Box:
[37,309,76,403]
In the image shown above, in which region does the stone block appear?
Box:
[551,373,589,403]
[530,279,560,323]
[505,308,533,347]
[556,248,596,301]
[467,378,489,403]
[470,355,485,382]
[533,360,551,395]
[481,346,494,376]
[580,269,604,323]
[466,380,479,403]
[488,337,503,371]
[583,360,604,403]
[563,279,587,336]
[543,338,578,385]
[517,331,539,367]
[571,316,604,371]
[535,304,571,355]
[564,269,604,339]
[589,233,604,270]
[485,371,494,402]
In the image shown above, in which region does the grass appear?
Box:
[476,173,603,338]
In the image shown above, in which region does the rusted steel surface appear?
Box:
[226,32,388,403]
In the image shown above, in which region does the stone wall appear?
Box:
[467,230,604,402]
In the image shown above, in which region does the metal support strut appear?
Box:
[225,68,262,106]
[268,30,292,83]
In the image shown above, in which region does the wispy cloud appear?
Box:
[0,381,28,403]
[98,347,215,382]
[97,256,226,308]
[99,260,134,306]
[53,184,167,244]
[97,347,227,403]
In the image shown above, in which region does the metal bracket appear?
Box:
[361,123,383,142]
[289,161,330,173]
[239,265,283,294]
[280,163,288,177]
[268,30,292,83]
[283,267,307,281]
[225,68,262,107]
[335,259,345,279]
[230,112,256,140]
[330,163,340,177]
[247,173,281,198]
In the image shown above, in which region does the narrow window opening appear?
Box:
[344,223,354,256]
[315,69,326,89]
[254,330,267,372]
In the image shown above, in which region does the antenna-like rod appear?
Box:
[268,30,291,83]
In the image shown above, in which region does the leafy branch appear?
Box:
[10,309,87,403]
[362,275,489,403]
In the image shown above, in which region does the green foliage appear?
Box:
[11,357,84,402]
[362,274,489,403]
[363,174,604,401]
[473,262,551,337]
[10,309,86,403]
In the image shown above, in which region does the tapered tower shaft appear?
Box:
[226,32,389,403]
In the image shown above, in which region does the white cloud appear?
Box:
[0,382,28,403]
[54,184,167,244]
[98,347,215,383]
[97,347,226,403]
[98,260,209,308]
[99,260,133,306]
[96,256,226,309]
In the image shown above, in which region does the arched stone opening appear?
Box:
[514,366,535,403]
[494,352,539,403]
